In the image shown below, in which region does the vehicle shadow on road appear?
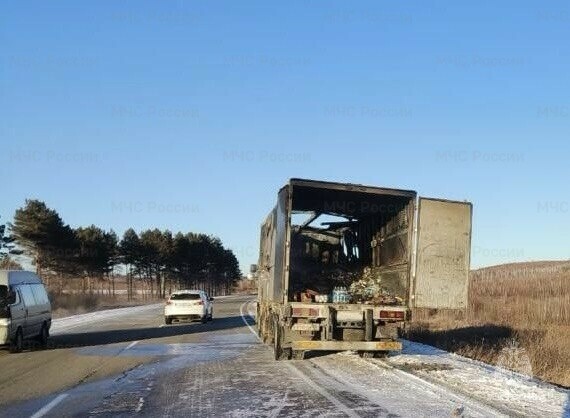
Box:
[42,315,249,350]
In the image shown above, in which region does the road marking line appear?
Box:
[159,324,165,328]
[240,300,260,340]
[30,393,69,418]
[125,340,139,350]
[285,363,359,418]
[247,300,257,317]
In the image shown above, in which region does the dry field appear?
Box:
[48,291,160,318]
[408,260,570,387]
[47,275,171,318]
[48,276,248,318]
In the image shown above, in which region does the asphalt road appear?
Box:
[0,295,533,417]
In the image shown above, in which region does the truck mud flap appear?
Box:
[291,340,402,351]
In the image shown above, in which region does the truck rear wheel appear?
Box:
[359,351,388,359]
[256,304,262,337]
[273,318,282,360]
[292,350,305,360]
[359,351,375,359]
[260,309,270,343]
[273,317,291,360]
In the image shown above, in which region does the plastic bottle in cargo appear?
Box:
[340,286,348,303]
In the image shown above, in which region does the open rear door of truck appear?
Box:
[413,198,472,309]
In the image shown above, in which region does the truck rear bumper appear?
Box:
[291,340,402,351]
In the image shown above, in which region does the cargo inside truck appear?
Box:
[287,180,417,306]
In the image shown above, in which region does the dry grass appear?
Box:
[407,260,570,387]
[234,278,258,294]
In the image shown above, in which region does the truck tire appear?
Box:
[263,311,272,344]
[359,351,388,359]
[292,350,305,360]
[256,304,262,337]
[359,351,375,359]
[273,317,282,360]
[273,316,291,360]
[365,309,374,341]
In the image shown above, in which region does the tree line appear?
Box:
[4,199,241,298]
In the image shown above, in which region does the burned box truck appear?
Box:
[256,178,472,360]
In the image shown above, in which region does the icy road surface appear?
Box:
[0,295,568,417]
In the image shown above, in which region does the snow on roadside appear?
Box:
[302,352,499,417]
[382,340,570,417]
[50,304,162,334]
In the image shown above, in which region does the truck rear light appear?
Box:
[197,300,204,305]
[292,307,319,317]
[379,310,405,320]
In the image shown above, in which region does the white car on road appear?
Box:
[164,290,213,324]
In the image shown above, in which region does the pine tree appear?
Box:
[10,200,76,278]
[0,215,22,264]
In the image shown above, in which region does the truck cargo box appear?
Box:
[256,178,472,360]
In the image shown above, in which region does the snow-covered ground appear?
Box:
[50,303,163,334]
[379,340,570,417]
[35,299,570,417]
[241,299,570,417]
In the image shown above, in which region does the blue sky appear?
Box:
[1,1,569,272]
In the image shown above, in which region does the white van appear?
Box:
[0,270,52,352]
